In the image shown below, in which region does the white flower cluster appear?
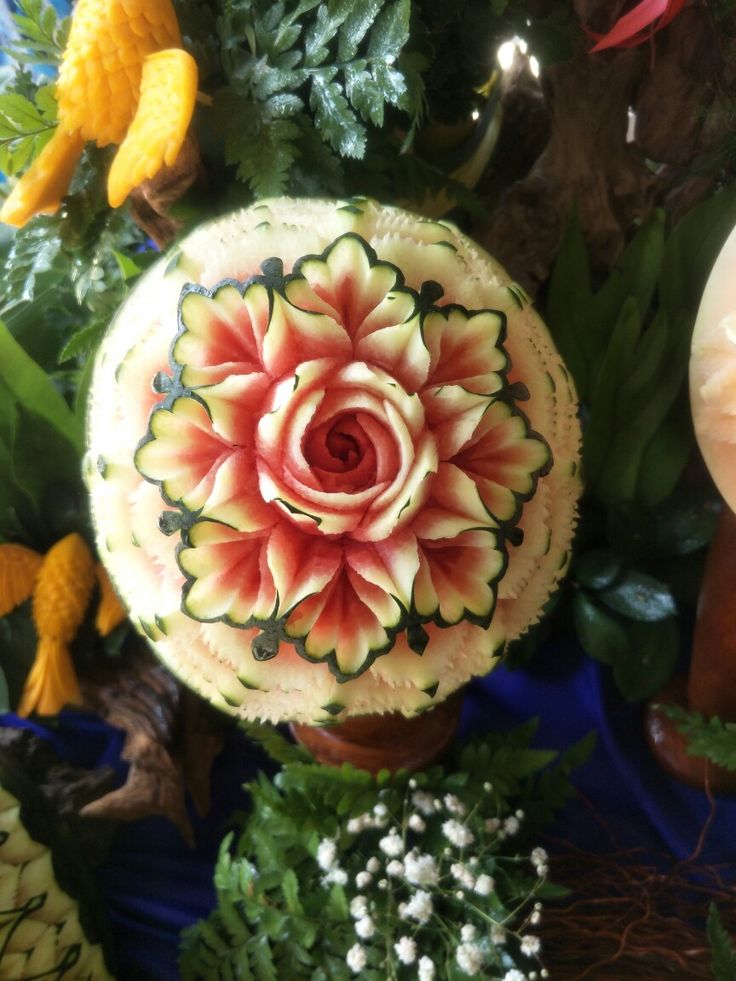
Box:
[318,785,547,978]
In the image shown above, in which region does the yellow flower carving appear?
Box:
[0,0,198,228]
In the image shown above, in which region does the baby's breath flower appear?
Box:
[346,943,367,974]
[491,923,506,945]
[324,866,348,886]
[450,862,475,889]
[386,859,404,877]
[456,941,484,975]
[411,791,435,816]
[317,838,337,871]
[346,817,365,834]
[394,936,417,965]
[461,924,476,941]
[378,878,387,889]
[434,798,442,810]
[404,852,439,886]
[502,971,525,981]
[530,910,541,925]
[366,857,381,874]
[531,847,548,868]
[442,819,474,848]
[379,829,404,857]
[536,863,549,878]
[504,816,520,836]
[374,802,388,818]
[408,813,426,833]
[355,915,375,939]
[455,889,465,900]
[409,778,417,789]
[418,955,436,981]
[484,817,501,834]
[483,781,492,792]
[355,871,372,889]
[349,896,367,919]
[474,873,494,896]
[404,889,433,924]
[515,809,525,820]
[443,793,466,816]
[521,935,541,957]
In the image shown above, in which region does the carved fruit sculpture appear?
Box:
[86,198,581,724]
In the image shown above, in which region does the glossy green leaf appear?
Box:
[600,571,676,622]
[574,548,622,590]
[573,592,629,665]
[612,617,679,701]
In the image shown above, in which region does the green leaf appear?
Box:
[0,91,57,175]
[574,549,621,590]
[600,571,677,622]
[545,206,593,397]
[612,617,679,701]
[708,904,736,981]
[654,489,720,557]
[280,869,301,914]
[310,72,366,157]
[338,0,385,60]
[661,705,736,771]
[634,401,693,506]
[660,181,736,320]
[583,297,642,493]
[573,592,629,665]
[0,318,82,452]
[589,209,665,343]
[366,0,410,59]
[7,0,69,66]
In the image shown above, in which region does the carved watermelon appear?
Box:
[86,198,580,724]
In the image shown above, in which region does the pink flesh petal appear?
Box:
[266,522,342,614]
[345,529,419,609]
[200,448,278,532]
[261,292,351,376]
[424,309,506,394]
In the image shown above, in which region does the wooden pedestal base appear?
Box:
[645,678,736,794]
[646,506,736,794]
[290,694,462,774]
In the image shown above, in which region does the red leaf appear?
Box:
[588,0,687,53]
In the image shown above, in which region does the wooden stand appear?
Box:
[645,506,736,793]
[290,694,463,774]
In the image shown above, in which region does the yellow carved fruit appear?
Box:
[32,533,96,644]
[0,0,197,228]
[0,544,42,618]
[16,637,82,718]
[95,564,127,636]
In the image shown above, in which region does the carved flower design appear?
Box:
[134,235,549,680]
[87,199,580,723]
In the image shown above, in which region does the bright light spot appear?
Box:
[529,55,540,77]
[471,108,480,121]
[626,106,637,143]
[497,40,517,70]
[497,35,531,71]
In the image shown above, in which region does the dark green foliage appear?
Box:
[540,187,736,700]
[709,905,736,981]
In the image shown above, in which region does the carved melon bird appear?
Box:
[0,0,198,228]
